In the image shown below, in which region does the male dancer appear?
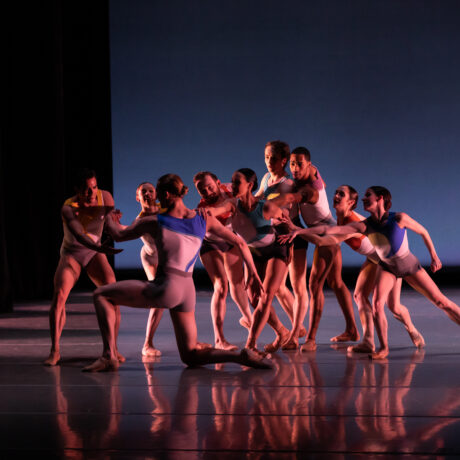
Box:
[194,171,252,350]
[288,147,359,351]
[45,169,123,366]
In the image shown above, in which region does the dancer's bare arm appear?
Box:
[396,212,442,272]
[61,205,121,254]
[199,199,236,218]
[105,213,158,243]
[206,215,264,297]
[323,221,366,237]
[254,172,270,199]
[270,183,319,209]
[278,223,342,246]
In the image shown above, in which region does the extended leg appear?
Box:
[387,278,425,348]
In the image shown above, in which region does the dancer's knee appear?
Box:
[213,278,228,299]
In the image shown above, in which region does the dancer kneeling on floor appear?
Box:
[83,174,270,372]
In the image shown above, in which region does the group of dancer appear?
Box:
[44,140,460,371]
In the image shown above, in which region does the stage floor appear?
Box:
[1,288,460,458]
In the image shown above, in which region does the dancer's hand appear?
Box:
[110,209,123,224]
[98,241,123,255]
[246,270,264,301]
[278,230,299,244]
[195,207,211,219]
[430,255,442,272]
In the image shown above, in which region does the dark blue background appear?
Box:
[109,0,460,268]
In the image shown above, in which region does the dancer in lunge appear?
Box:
[321,186,460,359]
[280,185,425,354]
[83,174,270,372]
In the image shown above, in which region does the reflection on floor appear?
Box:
[1,288,460,458]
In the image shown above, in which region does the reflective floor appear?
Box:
[1,288,460,458]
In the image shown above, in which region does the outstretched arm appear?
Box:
[206,215,264,298]
[397,213,442,272]
[323,221,366,237]
[278,223,342,246]
[104,212,158,243]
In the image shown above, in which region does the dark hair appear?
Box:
[236,168,258,191]
[193,171,218,184]
[369,185,392,210]
[265,140,290,162]
[291,146,311,161]
[74,168,97,191]
[156,174,188,198]
[343,185,358,210]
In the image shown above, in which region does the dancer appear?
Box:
[193,171,252,350]
[83,174,271,372]
[194,171,252,350]
[288,147,359,351]
[322,185,460,359]
[281,185,425,353]
[135,182,163,357]
[205,168,292,355]
[44,168,123,366]
[256,140,308,351]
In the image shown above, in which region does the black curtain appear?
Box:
[1,0,113,311]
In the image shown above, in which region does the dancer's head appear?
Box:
[136,182,156,208]
[333,185,358,213]
[363,186,392,211]
[264,140,290,174]
[290,147,311,180]
[156,174,188,208]
[193,171,221,205]
[74,168,98,204]
[231,168,258,198]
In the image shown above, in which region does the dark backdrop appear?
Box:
[1,1,113,311]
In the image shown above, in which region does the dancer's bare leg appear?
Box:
[245,258,290,354]
[301,245,336,352]
[404,268,460,325]
[348,261,378,353]
[143,308,164,356]
[387,278,425,348]
[201,251,238,351]
[223,246,252,330]
[86,253,125,363]
[170,310,272,369]
[328,249,359,342]
[140,248,163,357]
[371,270,396,360]
[283,248,308,350]
[84,279,272,371]
[44,255,81,366]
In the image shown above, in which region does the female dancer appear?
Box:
[281,185,425,353]
[207,168,293,355]
[83,174,270,372]
[135,182,163,357]
[322,186,460,359]
[255,140,308,351]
